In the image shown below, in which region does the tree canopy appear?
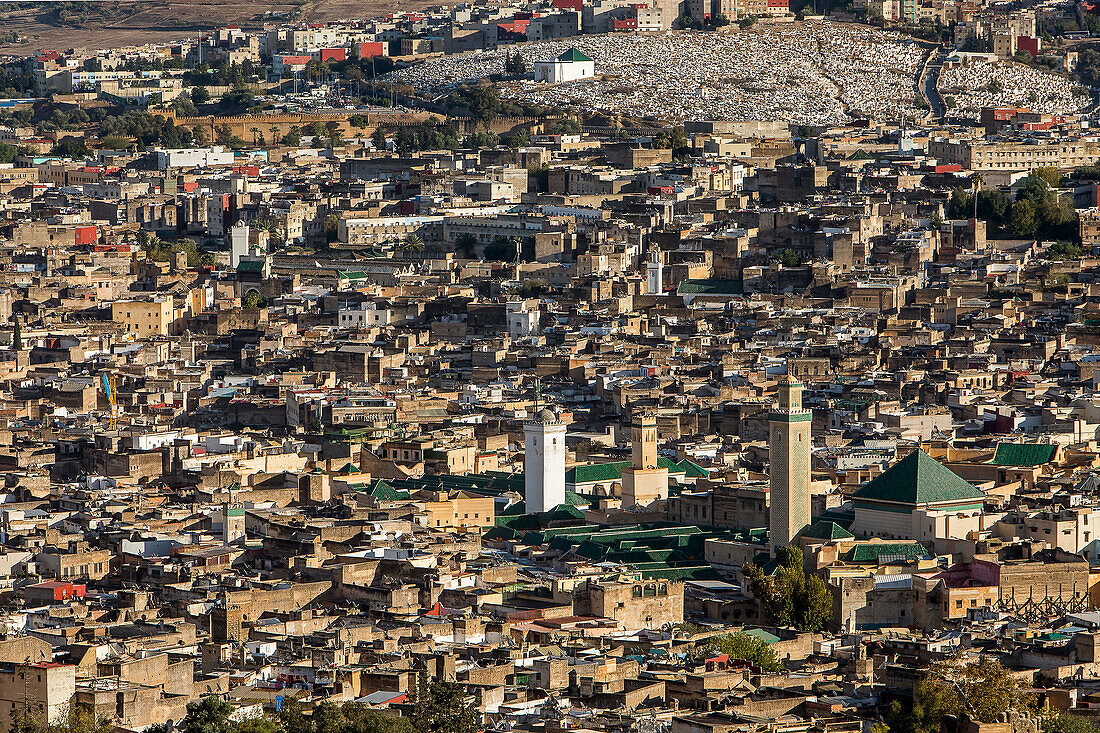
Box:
[742,546,831,632]
[702,631,784,673]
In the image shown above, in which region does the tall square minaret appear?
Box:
[769,376,811,553]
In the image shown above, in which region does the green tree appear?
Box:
[372,126,387,150]
[11,319,20,352]
[702,632,784,672]
[1043,714,1100,733]
[234,721,280,733]
[742,546,831,632]
[50,137,90,159]
[484,236,517,262]
[242,291,266,309]
[917,656,1036,725]
[454,233,478,258]
[1007,198,1039,239]
[406,676,478,733]
[191,85,210,104]
[948,187,970,219]
[219,86,256,113]
[451,84,501,126]
[171,96,199,116]
[774,248,801,267]
[1033,166,1064,188]
[976,189,1010,227]
[1048,240,1084,259]
[340,704,412,733]
[504,128,529,147]
[182,696,233,733]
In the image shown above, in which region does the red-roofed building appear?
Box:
[25,580,86,604]
[497,20,531,42]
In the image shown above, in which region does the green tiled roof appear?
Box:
[676,278,744,296]
[852,449,984,506]
[741,628,781,644]
[369,480,409,501]
[236,260,265,272]
[632,563,721,581]
[567,458,694,484]
[846,543,927,563]
[558,47,592,62]
[483,525,519,542]
[990,442,1057,467]
[568,461,630,484]
[801,519,854,541]
[673,458,710,478]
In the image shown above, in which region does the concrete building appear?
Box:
[769,376,811,553]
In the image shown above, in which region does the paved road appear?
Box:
[921,49,947,120]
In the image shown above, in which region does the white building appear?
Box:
[524,408,567,513]
[534,48,595,83]
[339,302,393,328]
[153,146,235,170]
[507,300,539,337]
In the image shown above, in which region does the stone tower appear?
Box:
[524,408,567,513]
[622,413,668,508]
[769,376,811,553]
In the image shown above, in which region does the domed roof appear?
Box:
[536,408,557,421]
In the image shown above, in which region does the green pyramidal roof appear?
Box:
[852,449,984,506]
[802,519,854,541]
[558,47,592,62]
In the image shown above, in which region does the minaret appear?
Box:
[622,413,668,508]
[524,408,567,513]
[646,248,664,294]
[769,376,811,553]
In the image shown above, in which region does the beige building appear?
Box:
[0,663,76,732]
[930,136,1100,172]
[111,296,174,337]
[37,546,112,582]
[582,578,684,630]
[416,490,495,531]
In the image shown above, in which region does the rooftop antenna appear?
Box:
[534,377,541,411]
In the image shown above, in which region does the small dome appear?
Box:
[536,408,556,421]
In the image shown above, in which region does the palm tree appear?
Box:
[270,125,280,145]
[249,127,260,145]
[255,218,286,247]
[454,233,477,259]
[399,234,425,253]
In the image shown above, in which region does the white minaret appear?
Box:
[769,376,811,554]
[230,222,250,268]
[524,408,567,513]
[646,249,664,294]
